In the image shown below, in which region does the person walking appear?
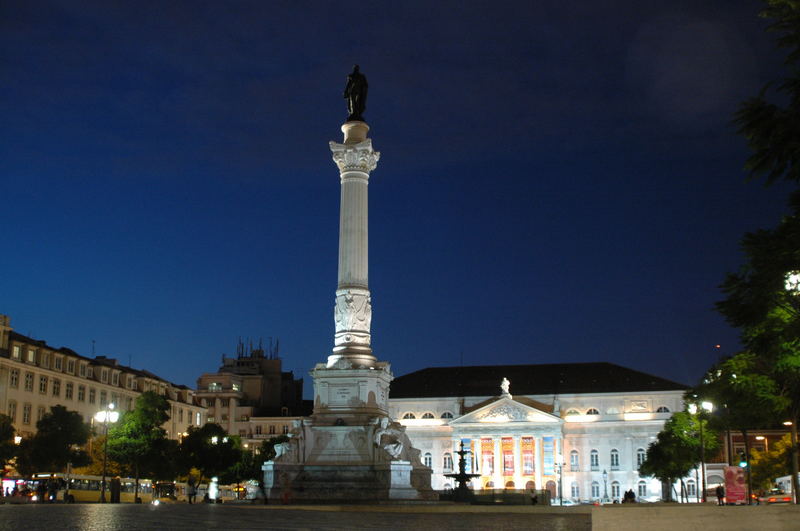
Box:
[715,484,725,506]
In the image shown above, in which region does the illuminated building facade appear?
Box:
[389,362,686,501]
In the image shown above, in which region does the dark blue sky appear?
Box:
[1,1,792,396]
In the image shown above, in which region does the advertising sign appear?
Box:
[502,437,514,475]
[543,437,554,475]
[481,438,494,476]
[521,436,535,476]
[724,466,746,504]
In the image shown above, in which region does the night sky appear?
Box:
[2,1,793,396]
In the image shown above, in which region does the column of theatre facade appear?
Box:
[0,316,205,440]
[387,364,687,501]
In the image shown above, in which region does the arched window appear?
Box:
[423,452,432,468]
[443,452,453,471]
[586,408,600,415]
[570,482,580,499]
[485,481,494,489]
[656,406,670,413]
[636,448,646,468]
[440,411,454,419]
[610,449,620,469]
[686,480,696,498]
[591,481,600,498]
[637,480,647,498]
[505,481,515,489]
[590,449,599,470]
[611,481,620,499]
[402,412,416,419]
[570,449,579,471]
[565,409,580,416]
[421,412,435,419]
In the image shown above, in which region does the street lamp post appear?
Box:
[555,454,564,506]
[690,401,714,503]
[602,469,608,502]
[94,403,119,503]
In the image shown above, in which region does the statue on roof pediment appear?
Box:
[478,403,527,421]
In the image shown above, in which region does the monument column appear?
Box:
[328,121,380,369]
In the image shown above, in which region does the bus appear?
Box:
[32,473,155,503]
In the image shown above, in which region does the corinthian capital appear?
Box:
[330,139,380,173]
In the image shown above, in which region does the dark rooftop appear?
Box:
[389,362,688,399]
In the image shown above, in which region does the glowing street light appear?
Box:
[94,403,119,503]
[688,401,713,502]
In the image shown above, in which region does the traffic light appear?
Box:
[738,451,748,468]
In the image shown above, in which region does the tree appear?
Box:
[750,434,794,492]
[75,434,125,477]
[22,406,91,474]
[0,414,16,474]
[639,411,719,502]
[219,436,288,502]
[106,391,170,501]
[178,424,242,482]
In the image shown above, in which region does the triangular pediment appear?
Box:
[450,397,563,425]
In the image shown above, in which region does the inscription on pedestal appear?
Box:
[331,385,356,405]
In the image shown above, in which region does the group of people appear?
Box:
[621,489,637,503]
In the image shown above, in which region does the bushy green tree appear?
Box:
[750,434,794,492]
[15,406,90,476]
[178,423,242,481]
[0,414,17,474]
[106,391,170,500]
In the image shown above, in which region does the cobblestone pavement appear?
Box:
[0,504,590,531]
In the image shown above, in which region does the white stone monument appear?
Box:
[262,99,434,501]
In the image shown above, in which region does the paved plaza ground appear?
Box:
[1,503,798,531]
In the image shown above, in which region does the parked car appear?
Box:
[758,488,792,505]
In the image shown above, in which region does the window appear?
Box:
[22,403,32,424]
[637,481,647,498]
[111,393,118,406]
[255,425,262,435]
[131,379,137,390]
[24,372,34,392]
[200,399,207,407]
[52,378,61,397]
[39,376,48,394]
[78,385,86,402]
[79,364,87,377]
[179,409,184,423]
[7,401,16,422]
[421,412,435,419]
[220,399,229,407]
[101,369,108,383]
[282,425,289,434]
[207,416,215,423]
[99,390,107,406]
[610,449,619,470]
[195,412,201,426]
[87,367,93,378]
[686,480,696,497]
[240,415,248,422]
[570,450,579,471]
[441,412,454,419]
[424,452,432,468]
[281,407,289,416]
[443,452,453,471]
[571,482,580,499]
[27,349,36,363]
[590,449,599,470]
[41,352,50,368]
[402,413,416,419]
[611,481,620,499]
[65,382,73,400]
[208,382,221,391]
[586,408,600,415]
[111,372,119,386]
[126,375,132,389]
[637,448,646,468]
[37,406,46,423]
[269,425,275,435]
[656,406,670,413]
[591,482,600,499]
[54,356,62,370]
[565,409,580,416]
[232,383,240,391]
[12,345,20,360]
[9,369,19,389]
[67,359,75,374]
[89,388,96,404]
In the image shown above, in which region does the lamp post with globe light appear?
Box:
[783,271,800,505]
[602,469,608,502]
[689,401,713,503]
[94,403,119,503]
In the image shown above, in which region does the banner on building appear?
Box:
[724,466,746,504]
[502,437,514,475]
[543,437,555,476]
[481,438,494,476]
[460,438,473,474]
[521,436,535,476]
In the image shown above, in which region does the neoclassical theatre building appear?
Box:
[388,362,687,501]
